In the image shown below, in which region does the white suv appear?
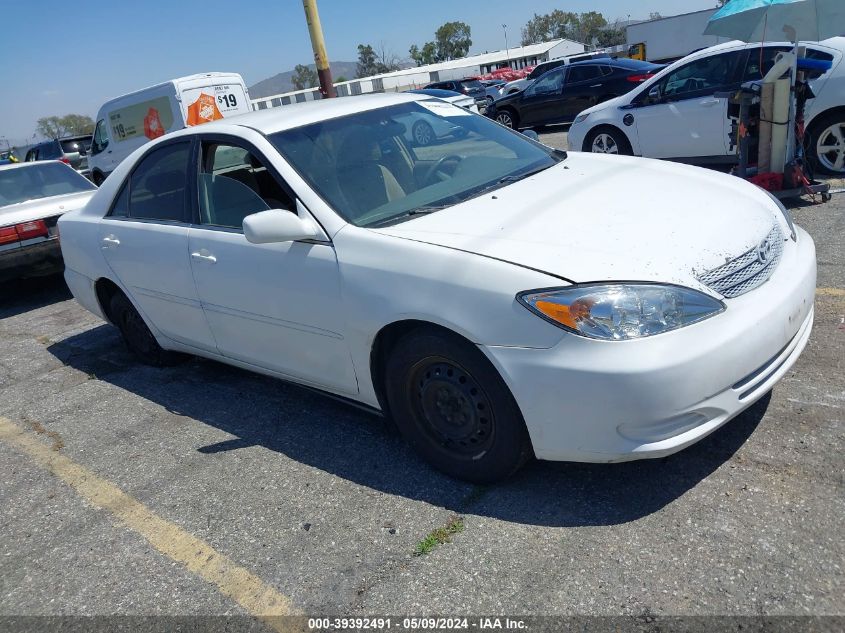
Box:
[568,38,845,175]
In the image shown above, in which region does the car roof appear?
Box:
[685,36,845,59]
[192,92,428,136]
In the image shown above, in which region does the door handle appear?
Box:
[191,251,217,264]
[590,84,603,88]
[101,235,120,249]
[700,99,720,107]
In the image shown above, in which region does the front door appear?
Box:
[97,140,218,352]
[634,50,745,159]
[560,64,606,121]
[518,67,566,126]
[187,138,357,393]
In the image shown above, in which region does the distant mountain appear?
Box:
[249,61,359,98]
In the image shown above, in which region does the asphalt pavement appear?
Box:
[0,137,843,630]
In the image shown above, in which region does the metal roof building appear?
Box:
[251,38,585,110]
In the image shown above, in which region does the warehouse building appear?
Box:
[251,38,585,110]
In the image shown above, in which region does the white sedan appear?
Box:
[1,161,96,282]
[58,93,816,482]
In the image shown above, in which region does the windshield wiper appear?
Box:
[366,206,444,228]
[498,163,555,184]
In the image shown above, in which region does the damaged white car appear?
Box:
[58,93,815,482]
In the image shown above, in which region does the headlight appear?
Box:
[518,283,725,341]
[573,113,590,124]
[763,190,796,241]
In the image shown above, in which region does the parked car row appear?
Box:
[25,135,93,179]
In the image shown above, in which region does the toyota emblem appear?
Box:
[756,239,773,265]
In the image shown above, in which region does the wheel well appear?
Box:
[808,106,845,133]
[369,320,475,417]
[581,124,630,152]
[94,278,122,323]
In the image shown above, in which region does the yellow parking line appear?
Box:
[0,416,295,629]
[817,288,845,297]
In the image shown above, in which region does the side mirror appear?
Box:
[647,85,662,103]
[243,209,319,244]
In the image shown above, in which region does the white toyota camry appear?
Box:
[58,93,816,483]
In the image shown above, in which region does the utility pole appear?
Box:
[502,24,511,68]
[302,0,336,98]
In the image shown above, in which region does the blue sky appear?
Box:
[1,0,717,144]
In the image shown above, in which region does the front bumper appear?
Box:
[0,237,64,282]
[483,227,816,462]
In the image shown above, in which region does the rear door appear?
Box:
[560,65,606,121]
[97,139,218,352]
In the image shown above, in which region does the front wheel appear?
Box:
[495,109,518,130]
[412,120,435,146]
[808,113,845,175]
[584,126,633,156]
[384,328,532,483]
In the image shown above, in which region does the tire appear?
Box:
[808,112,845,175]
[412,120,435,146]
[109,292,184,366]
[495,109,518,130]
[384,327,533,483]
[92,171,106,186]
[584,126,633,156]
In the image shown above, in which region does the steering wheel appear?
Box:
[423,154,463,186]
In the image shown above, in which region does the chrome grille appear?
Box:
[697,224,784,299]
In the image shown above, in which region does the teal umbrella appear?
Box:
[704,0,845,42]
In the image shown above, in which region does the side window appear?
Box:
[742,46,792,82]
[804,48,835,80]
[126,142,190,222]
[110,182,130,217]
[91,119,109,155]
[568,65,602,84]
[527,68,564,95]
[659,51,744,100]
[198,143,294,229]
[599,65,614,77]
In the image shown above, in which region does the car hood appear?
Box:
[374,154,782,289]
[0,190,95,227]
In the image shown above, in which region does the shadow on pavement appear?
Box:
[0,274,71,319]
[49,324,768,528]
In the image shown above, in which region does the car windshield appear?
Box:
[269,101,562,228]
[0,163,95,207]
[460,80,484,90]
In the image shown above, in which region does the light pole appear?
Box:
[302,0,336,98]
[502,24,511,69]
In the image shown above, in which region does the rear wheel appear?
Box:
[109,292,184,366]
[585,126,633,156]
[384,328,532,483]
[808,112,845,175]
[495,109,518,130]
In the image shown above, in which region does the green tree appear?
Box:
[356,43,401,78]
[291,64,318,90]
[597,27,626,47]
[434,21,472,61]
[335,75,348,83]
[35,114,95,139]
[409,42,438,66]
[520,10,609,46]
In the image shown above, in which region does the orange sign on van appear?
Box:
[143,108,166,140]
[186,92,224,126]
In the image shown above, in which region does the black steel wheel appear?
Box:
[385,327,532,483]
[109,292,184,366]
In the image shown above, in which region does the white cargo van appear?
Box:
[88,72,252,184]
